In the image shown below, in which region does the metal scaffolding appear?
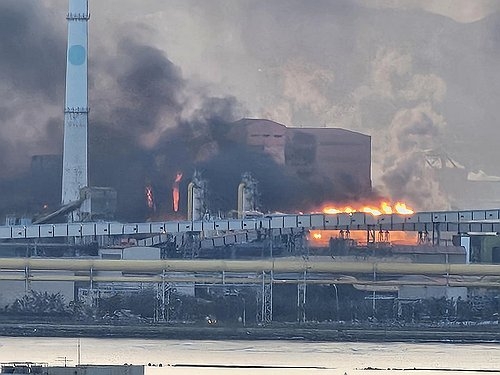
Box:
[256,271,273,324]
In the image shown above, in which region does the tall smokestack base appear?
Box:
[238,172,259,218]
[187,171,208,221]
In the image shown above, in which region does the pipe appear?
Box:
[1,258,500,277]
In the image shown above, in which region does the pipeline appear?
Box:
[1,257,500,276]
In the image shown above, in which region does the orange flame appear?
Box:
[172,172,183,212]
[174,172,183,183]
[145,185,155,210]
[322,201,414,216]
[394,202,413,214]
[308,229,417,247]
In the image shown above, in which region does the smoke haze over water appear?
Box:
[1,0,500,219]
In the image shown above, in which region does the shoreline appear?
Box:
[1,322,499,343]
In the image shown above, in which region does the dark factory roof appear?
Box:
[232,118,371,138]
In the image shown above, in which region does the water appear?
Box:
[0,337,498,375]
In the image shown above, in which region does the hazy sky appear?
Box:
[2,0,500,212]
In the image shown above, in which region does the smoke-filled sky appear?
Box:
[1,0,500,219]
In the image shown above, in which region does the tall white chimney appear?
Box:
[61,0,89,221]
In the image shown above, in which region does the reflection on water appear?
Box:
[0,337,498,375]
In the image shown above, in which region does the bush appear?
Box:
[8,290,69,316]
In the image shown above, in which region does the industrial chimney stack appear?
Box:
[61,0,89,221]
[237,172,259,218]
[187,171,208,221]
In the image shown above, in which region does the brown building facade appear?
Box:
[228,118,372,197]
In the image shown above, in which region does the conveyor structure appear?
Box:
[2,209,500,240]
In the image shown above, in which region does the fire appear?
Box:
[308,229,417,247]
[362,207,382,216]
[172,171,183,212]
[310,201,416,248]
[145,185,155,210]
[324,207,356,214]
[381,202,393,214]
[394,202,413,214]
[322,201,414,216]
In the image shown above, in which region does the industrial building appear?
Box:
[0,363,144,375]
[227,118,372,198]
[2,116,373,226]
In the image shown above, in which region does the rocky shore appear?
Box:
[1,322,499,343]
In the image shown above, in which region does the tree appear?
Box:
[9,290,69,316]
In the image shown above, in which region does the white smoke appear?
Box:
[356,0,500,23]
[282,60,334,114]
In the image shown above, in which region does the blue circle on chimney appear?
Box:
[69,45,86,65]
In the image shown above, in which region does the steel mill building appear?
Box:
[228,118,372,198]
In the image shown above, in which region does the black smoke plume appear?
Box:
[0,1,65,219]
[0,1,374,222]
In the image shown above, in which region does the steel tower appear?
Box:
[61,0,89,221]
